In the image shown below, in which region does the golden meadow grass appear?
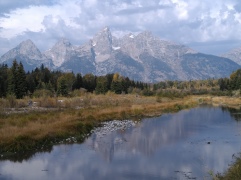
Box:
[1,94,241,163]
[2,94,241,178]
[0,94,200,153]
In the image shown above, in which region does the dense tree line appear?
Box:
[152,78,221,98]
[218,69,241,92]
[152,68,241,97]
[2,60,241,99]
[0,60,149,98]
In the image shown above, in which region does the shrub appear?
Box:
[6,94,17,108]
[70,88,87,97]
[142,88,154,96]
[39,97,57,108]
[156,90,186,99]
[32,89,54,98]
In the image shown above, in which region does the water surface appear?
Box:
[1,106,241,179]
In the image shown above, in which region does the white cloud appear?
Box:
[0,1,81,39]
[0,0,241,55]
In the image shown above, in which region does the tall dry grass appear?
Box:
[0,94,215,154]
[5,93,241,155]
[2,94,241,173]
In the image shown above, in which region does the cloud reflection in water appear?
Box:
[0,106,241,179]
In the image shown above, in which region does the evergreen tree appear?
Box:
[95,76,108,94]
[63,73,75,92]
[7,60,27,98]
[0,64,8,97]
[111,73,123,94]
[42,65,51,84]
[57,73,75,96]
[15,62,27,98]
[26,72,36,94]
[83,74,96,92]
[106,73,114,90]
[50,70,63,92]
[121,78,128,93]
[73,73,82,90]
[57,77,68,96]
[7,60,18,95]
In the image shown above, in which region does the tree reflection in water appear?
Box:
[1,106,241,180]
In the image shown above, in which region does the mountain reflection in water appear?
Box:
[1,106,241,180]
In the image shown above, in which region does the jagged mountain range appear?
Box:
[0,27,240,82]
[222,47,241,66]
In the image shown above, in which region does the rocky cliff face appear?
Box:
[222,47,241,65]
[0,39,43,62]
[0,39,52,70]
[44,38,75,67]
[0,27,240,82]
[112,31,197,81]
[91,27,113,63]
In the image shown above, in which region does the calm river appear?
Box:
[1,106,241,180]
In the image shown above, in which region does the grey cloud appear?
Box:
[0,14,88,56]
[1,0,241,56]
[188,40,241,55]
[186,20,203,29]
[37,16,89,50]
[0,0,57,16]
[234,3,241,12]
[0,37,26,56]
[116,5,171,15]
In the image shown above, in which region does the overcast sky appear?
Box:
[0,0,241,56]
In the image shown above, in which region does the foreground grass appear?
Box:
[0,94,199,158]
[2,93,241,177]
[199,96,241,179]
[215,156,241,180]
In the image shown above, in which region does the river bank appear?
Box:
[0,94,199,158]
[1,94,241,178]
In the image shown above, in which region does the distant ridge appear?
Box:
[0,27,240,82]
[222,47,241,66]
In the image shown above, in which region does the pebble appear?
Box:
[92,120,136,138]
[54,137,79,144]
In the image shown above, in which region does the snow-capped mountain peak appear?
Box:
[92,27,113,63]
[222,47,241,65]
[44,38,73,67]
[0,39,44,63]
[0,27,239,82]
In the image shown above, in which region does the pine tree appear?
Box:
[72,73,82,90]
[83,74,96,92]
[7,60,18,96]
[26,73,36,94]
[111,73,123,94]
[0,64,8,97]
[57,77,68,96]
[106,73,114,90]
[15,62,27,98]
[7,60,27,98]
[95,76,108,94]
